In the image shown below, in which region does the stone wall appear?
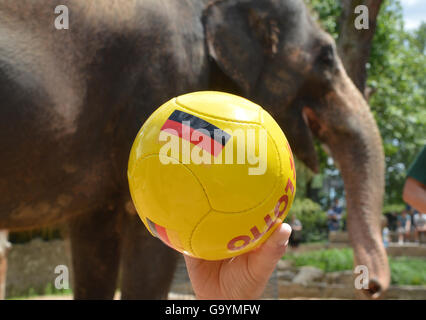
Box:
[6,239,72,298]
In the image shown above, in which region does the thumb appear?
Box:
[247,222,292,281]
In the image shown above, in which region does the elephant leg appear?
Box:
[120,212,179,299]
[69,208,123,299]
[0,231,10,300]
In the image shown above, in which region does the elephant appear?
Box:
[0,0,389,299]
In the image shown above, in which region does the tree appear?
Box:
[412,22,426,54]
[367,0,426,204]
[337,0,384,95]
[304,0,425,206]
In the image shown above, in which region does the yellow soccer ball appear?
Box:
[128,91,296,260]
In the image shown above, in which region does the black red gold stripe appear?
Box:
[146,217,173,248]
[161,110,230,156]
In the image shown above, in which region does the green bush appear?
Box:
[284,248,354,272]
[390,257,426,286]
[7,284,72,300]
[9,227,62,244]
[288,198,328,243]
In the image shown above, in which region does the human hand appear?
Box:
[183,221,292,300]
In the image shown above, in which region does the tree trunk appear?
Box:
[337,0,384,95]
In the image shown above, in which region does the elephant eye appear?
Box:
[317,44,334,67]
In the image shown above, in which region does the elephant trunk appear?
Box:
[303,63,390,299]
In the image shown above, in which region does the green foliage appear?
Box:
[43,283,72,296]
[382,203,406,214]
[390,257,426,286]
[284,248,354,272]
[305,0,426,206]
[412,22,426,54]
[294,158,314,200]
[27,288,37,297]
[304,0,341,38]
[368,0,426,204]
[9,227,62,244]
[289,198,328,242]
[283,248,426,285]
[7,283,72,300]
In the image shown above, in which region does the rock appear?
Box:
[324,270,354,286]
[292,266,324,285]
[278,270,297,281]
[277,259,293,270]
[328,231,349,243]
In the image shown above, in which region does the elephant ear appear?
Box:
[203,1,278,95]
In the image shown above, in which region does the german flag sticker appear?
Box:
[146,217,183,252]
[160,110,231,157]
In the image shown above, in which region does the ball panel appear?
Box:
[185,121,281,212]
[191,176,293,260]
[176,91,261,123]
[128,154,210,254]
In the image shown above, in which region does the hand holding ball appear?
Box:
[128,91,296,260]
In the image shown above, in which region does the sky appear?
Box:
[400,0,425,30]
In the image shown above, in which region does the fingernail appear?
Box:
[278,239,288,248]
[282,223,292,230]
[277,224,292,248]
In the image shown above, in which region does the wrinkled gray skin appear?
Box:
[0,0,389,299]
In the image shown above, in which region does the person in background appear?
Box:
[381,216,390,249]
[403,145,426,213]
[402,145,426,244]
[332,198,343,216]
[386,211,398,232]
[332,198,343,229]
[327,207,339,232]
[327,199,342,232]
[413,211,426,243]
[397,210,411,244]
[288,214,303,248]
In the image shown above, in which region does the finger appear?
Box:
[183,252,203,270]
[247,222,292,280]
[183,252,223,274]
[258,222,292,259]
